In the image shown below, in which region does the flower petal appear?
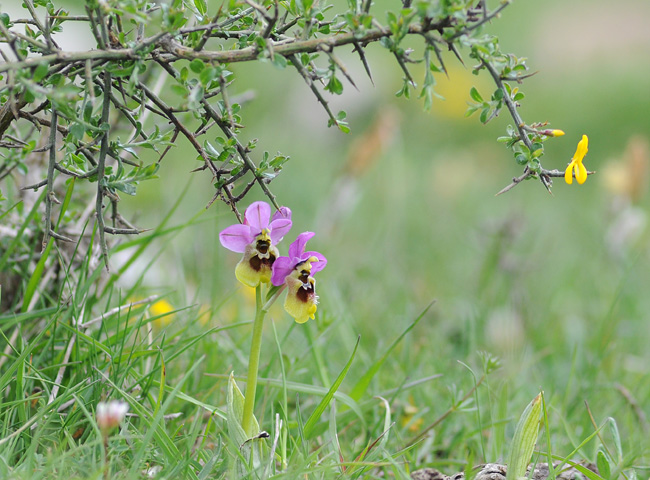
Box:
[269,218,292,244]
[236,257,266,287]
[285,299,316,324]
[576,161,588,184]
[272,206,292,222]
[304,251,327,274]
[564,162,574,185]
[289,231,315,258]
[245,201,271,231]
[573,134,589,162]
[219,224,253,252]
[271,256,294,286]
[284,285,317,323]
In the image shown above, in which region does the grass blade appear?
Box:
[304,335,360,439]
[349,300,434,402]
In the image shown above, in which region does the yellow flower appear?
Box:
[150,298,175,327]
[565,135,589,185]
[550,129,565,137]
[400,396,424,432]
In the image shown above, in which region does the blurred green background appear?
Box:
[11,0,650,466]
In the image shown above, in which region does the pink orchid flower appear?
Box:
[271,232,327,323]
[219,202,292,287]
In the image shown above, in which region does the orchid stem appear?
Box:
[263,284,286,311]
[242,285,266,436]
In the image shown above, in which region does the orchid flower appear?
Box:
[271,232,327,323]
[219,202,292,287]
[565,135,589,185]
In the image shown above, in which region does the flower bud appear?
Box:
[96,400,129,434]
[541,129,565,137]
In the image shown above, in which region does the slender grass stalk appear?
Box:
[242,285,266,436]
[102,434,110,480]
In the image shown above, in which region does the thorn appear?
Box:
[353,41,374,85]
[431,41,448,78]
[447,42,465,66]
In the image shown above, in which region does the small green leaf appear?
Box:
[272,54,288,69]
[170,84,187,97]
[33,63,49,83]
[199,66,218,86]
[506,393,542,480]
[70,123,85,141]
[189,59,205,73]
[465,105,479,117]
[194,0,207,15]
[479,107,490,124]
[227,373,258,446]
[596,451,611,480]
[325,75,343,95]
[607,417,623,462]
[470,86,483,102]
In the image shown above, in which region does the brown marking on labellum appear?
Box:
[256,239,270,254]
[296,270,315,303]
[249,252,276,271]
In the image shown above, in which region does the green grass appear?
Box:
[1,181,648,478]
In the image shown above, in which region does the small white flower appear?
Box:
[96,400,129,433]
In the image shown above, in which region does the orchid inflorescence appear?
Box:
[219,201,327,323]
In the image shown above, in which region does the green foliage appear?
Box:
[1,0,567,236]
[506,393,542,480]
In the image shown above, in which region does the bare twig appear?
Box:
[42,109,57,252]
[288,54,338,127]
[96,71,112,271]
[447,0,511,41]
[79,295,161,328]
[495,167,596,196]
[0,19,453,75]
[194,7,224,52]
[201,99,280,210]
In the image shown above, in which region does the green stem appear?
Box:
[242,285,266,436]
[103,434,109,480]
